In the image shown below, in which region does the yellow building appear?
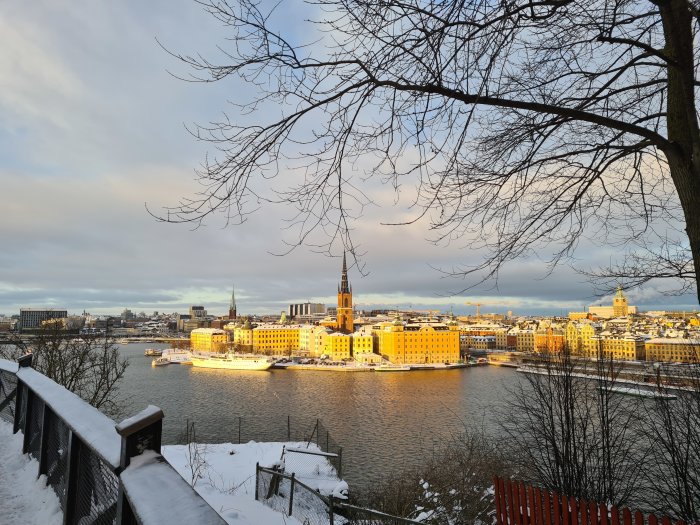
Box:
[645,338,700,363]
[587,335,646,361]
[375,321,460,365]
[612,286,629,317]
[534,328,565,354]
[565,321,598,355]
[515,330,536,353]
[233,320,255,351]
[351,333,374,354]
[190,328,229,352]
[251,324,300,356]
[321,332,352,360]
[299,325,329,357]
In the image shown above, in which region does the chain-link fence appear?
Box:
[73,441,119,524]
[0,368,17,423]
[256,465,423,525]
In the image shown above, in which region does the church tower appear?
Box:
[336,253,354,333]
[228,285,237,320]
[612,285,628,317]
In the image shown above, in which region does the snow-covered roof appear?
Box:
[646,338,700,345]
[17,367,121,469]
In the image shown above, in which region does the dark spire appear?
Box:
[230,285,236,310]
[339,252,350,294]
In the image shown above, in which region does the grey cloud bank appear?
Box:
[0,0,696,317]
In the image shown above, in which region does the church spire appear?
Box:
[228,285,237,320]
[339,252,350,294]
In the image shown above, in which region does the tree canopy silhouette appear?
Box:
[162,0,700,300]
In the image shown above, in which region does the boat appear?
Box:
[375,364,411,372]
[144,348,163,357]
[190,353,274,371]
[118,339,130,345]
[161,348,192,364]
[151,357,170,367]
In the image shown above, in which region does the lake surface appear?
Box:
[116,343,519,488]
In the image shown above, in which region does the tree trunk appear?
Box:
[659,0,700,304]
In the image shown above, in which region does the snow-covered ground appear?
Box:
[0,419,63,525]
[162,440,346,525]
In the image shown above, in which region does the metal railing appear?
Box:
[0,356,226,525]
[255,464,423,525]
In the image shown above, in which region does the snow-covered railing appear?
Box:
[0,355,227,525]
[255,463,423,525]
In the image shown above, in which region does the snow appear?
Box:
[115,405,163,435]
[17,367,121,469]
[0,419,62,525]
[162,440,345,525]
[120,450,228,525]
[0,358,19,373]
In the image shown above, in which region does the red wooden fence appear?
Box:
[493,477,688,525]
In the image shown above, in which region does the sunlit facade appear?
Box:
[190,328,228,352]
[375,322,460,365]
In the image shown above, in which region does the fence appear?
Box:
[256,464,423,525]
[494,477,691,525]
[225,414,344,475]
[0,356,226,525]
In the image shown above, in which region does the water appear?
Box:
[117,343,519,488]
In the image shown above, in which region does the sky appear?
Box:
[0,0,697,318]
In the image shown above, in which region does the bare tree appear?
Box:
[1,324,128,416]
[158,0,700,299]
[643,355,700,522]
[501,349,645,507]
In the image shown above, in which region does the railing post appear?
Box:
[13,354,32,435]
[62,430,80,525]
[38,403,51,476]
[255,462,259,501]
[337,447,343,479]
[115,406,164,525]
[329,494,334,525]
[288,473,295,516]
[22,387,34,454]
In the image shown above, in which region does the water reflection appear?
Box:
[117,343,517,488]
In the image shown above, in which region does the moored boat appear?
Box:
[190,353,274,371]
[151,357,170,367]
[144,348,163,356]
[375,364,411,372]
[161,348,192,364]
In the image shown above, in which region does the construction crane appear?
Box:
[465,301,509,319]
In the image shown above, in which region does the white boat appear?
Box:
[161,348,192,364]
[151,357,170,367]
[144,348,163,356]
[190,353,274,371]
[375,364,411,372]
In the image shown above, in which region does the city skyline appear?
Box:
[1,1,697,317]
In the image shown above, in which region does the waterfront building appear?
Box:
[375,321,460,365]
[251,324,301,356]
[322,332,352,360]
[336,253,354,333]
[645,338,700,363]
[494,329,517,350]
[351,332,374,354]
[534,328,565,354]
[190,328,229,352]
[515,329,536,353]
[233,319,255,351]
[19,308,68,331]
[299,325,329,357]
[588,334,646,361]
[565,321,599,355]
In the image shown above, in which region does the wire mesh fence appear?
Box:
[0,369,16,423]
[43,407,70,511]
[73,441,119,525]
[27,394,43,460]
[256,465,423,525]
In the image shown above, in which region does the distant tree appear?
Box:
[1,324,128,416]
[643,355,700,522]
[501,348,645,507]
[160,0,700,299]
